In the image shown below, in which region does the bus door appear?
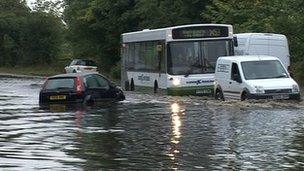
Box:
[156,42,167,90]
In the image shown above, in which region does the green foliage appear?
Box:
[135,0,210,28]
[0,0,65,67]
[203,0,304,84]
[110,61,121,79]
[63,0,211,73]
[2,0,303,83]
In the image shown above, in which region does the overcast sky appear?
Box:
[26,0,36,7]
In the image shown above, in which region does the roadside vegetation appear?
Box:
[0,0,303,85]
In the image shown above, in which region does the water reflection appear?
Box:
[283,119,304,169]
[63,105,123,169]
[169,102,185,170]
[1,78,304,170]
[170,102,183,144]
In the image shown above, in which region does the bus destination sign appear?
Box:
[172,26,229,39]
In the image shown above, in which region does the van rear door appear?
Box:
[248,36,289,68]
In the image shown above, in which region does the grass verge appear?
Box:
[0,65,65,77]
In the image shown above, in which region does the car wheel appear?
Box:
[215,89,225,101]
[84,95,94,105]
[116,91,126,101]
[130,79,135,91]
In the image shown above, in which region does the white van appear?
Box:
[234,33,290,69]
[214,55,300,101]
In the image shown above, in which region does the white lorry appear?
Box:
[234,33,290,69]
[214,55,300,101]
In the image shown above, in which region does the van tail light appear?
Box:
[42,77,49,90]
[75,76,84,95]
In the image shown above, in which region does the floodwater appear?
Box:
[0,77,304,170]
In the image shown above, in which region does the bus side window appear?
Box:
[158,42,166,72]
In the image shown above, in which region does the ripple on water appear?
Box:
[1,78,304,170]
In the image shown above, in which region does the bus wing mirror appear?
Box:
[233,36,238,47]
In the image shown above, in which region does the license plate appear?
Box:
[50,95,67,100]
[196,89,211,94]
[273,94,289,100]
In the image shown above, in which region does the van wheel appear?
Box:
[154,81,158,94]
[125,80,130,91]
[130,79,135,91]
[293,94,301,101]
[241,92,248,101]
[215,89,225,101]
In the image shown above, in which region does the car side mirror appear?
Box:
[109,82,116,88]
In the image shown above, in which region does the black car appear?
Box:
[39,72,125,104]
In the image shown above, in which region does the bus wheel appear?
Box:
[130,79,135,91]
[124,80,130,91]
[154,81,158,94]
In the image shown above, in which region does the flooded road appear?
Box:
[1,77,304,170]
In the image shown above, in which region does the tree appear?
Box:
[0,0,65,67]
[64,0,139,71]
[22,12,64,65]
[203,0,304,82]
[63,0,211,72]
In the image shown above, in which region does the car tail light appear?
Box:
[75,76,84,95]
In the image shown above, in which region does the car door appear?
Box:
[228,62,243,99]
[84,74,111,101]
[93,74,113,99]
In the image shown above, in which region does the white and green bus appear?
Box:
[121,24,235,95]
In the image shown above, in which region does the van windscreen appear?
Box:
[241,60,288,80]
[44,78,75,90]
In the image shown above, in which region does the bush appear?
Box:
[110,61,121,80]
[294,61,304,86]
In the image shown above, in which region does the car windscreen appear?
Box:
[75,60,96,66]
[241,60,288,80]
[44,78,75,90]
[84,60,96,66]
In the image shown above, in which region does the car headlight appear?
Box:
[254,86,265,94]
[172,78,181,86]
[292,84,299,93]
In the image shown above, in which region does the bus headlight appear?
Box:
[254,86,265,94]
[292,84,299,93]
[172,78,181,86]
